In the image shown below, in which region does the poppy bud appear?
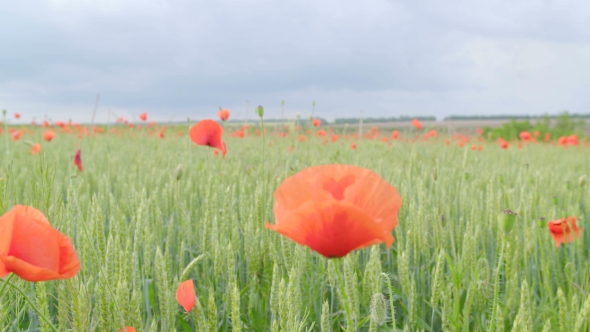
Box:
[256,106,264,118]
[2,109,6,116]
[369,293,387,326]
[580,175,587,187]
[498,209,518,234]
[175,164,183,181]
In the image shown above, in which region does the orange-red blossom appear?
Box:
[266,165,402,258]
[0,205,80,282]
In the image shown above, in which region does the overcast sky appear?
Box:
[1,0,589,123]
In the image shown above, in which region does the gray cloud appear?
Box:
[1,0,589,122]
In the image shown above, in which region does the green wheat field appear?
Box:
[1,124,589,332]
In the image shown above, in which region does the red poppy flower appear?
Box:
[330,135,339,143]
[298,135,306,142]
[351,142,357,150]
[424,129,436,139]
[534,131,540,137]
[42,120,50,128]
[317,130,327,138]
[10,130,23,141]
[0,205,80,282]
[312,119,321,127]
[411,118,422,130]
[392,131,400,139]
[544,133,551,142]
[217,109,230,122]
[43,130,56,142]
[55,121,66,128]
[519,131,532,141]
[558,136,568,146]
[176,279,195,312]
[74,149,82,171]
[497,138,509,149]
[548,217,582,247]
[31,143,42,155]
[139,112,147,121]
[14,113,21,119]
[189,120,227,158]
[265,165,402,258]
[477,127,483,136]
[568,135,579,146]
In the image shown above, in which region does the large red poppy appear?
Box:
[0,205,80,282]
[266,165,402,258]
[139,112,147,121]
[189,120,227,157]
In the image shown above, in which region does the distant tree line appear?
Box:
[333,116,436,124]
[444,113,590,120]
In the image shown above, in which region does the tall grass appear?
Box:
[0,128,589,331]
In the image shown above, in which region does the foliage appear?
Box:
[482,112,587,140]
[0,127,589,331]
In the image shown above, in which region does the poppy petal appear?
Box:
[266,201,394,258]
[189,120,226,153]
[0,205,80,281]
[176,279,196,312]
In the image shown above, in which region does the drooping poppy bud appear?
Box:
[74,149,82,172]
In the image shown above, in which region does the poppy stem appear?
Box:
[487,236,506,332]
[3,276,59,332]
[2,110,8,158]
[333,259,354,332]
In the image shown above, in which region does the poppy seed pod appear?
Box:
[498,209,518,234]
[256,106,264,118]
[580,175,587,187]
[175,164,183,181]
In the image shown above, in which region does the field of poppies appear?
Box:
[1,109,590,332]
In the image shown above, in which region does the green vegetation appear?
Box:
[0,126,589,331]
[482,112,587,141]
